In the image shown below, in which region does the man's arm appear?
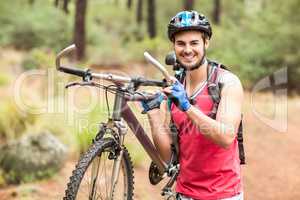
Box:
[146,100,173,163]
[185,72,244,148]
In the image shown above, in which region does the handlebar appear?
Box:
[56,44,89,78]
[143,52,172,83]
[55,44,170,87]
[124,92,158,101]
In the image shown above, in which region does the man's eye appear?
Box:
[191,42,199,46]
[176,42,185,46]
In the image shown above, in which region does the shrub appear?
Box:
[0,100,36,141]
[21,48,55,70]
[0,1,72,51]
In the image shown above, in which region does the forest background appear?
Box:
[0,0,299,199]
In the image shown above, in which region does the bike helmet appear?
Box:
[168,11,212,41]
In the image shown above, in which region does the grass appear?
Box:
[0,99,37,141]
[0,74,11,86]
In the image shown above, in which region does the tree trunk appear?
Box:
[212,0,221,24]
[54,0,59,7]
[74,0,87,60]
[63,0,69,14]
[183,0,194,10]
[147,0,156,38]
[136,0,143,24]
[127,0,132,10]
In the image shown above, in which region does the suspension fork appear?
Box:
[89,91,127,200]
[110,146,124,199]
[109,121,126,199]
[88,122,126,200]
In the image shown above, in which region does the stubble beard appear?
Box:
[177,47,206,71]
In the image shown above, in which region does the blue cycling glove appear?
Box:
[169,80,191,112]
[141,92,165,114]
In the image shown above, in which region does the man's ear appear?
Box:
[204,39,210,49]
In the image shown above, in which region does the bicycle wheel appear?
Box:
[63,138,134,200]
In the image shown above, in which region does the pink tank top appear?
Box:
[171,77,242,200]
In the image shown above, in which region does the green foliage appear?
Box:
[0,168,6,187]
[75,125,97,154]
[22,48,56,70]
[207,0,300,91]
[0,100,36,141]
[0,0,72,51]
[74,103,108,153]
[1,164,56,184]
[125,141,148,167]
[0,74,11,86]
[84,0,300,91]
[0,0,299,91]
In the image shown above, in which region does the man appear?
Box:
[142,11,244,200]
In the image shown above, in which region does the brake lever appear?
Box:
[65,81,95,89]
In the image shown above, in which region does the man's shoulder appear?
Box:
[218,69,240,84]
[208,59,242,89]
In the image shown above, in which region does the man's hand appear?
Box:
[141,92,165,114]
[163,80,191,112]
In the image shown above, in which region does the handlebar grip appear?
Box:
[59,66,87,77]
[143,79,168,87]
[133,77,168,87]
[127,92,157,101]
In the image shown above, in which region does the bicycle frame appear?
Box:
[110,87,168,174]
[110,86,179,199]
[122,101,168,173]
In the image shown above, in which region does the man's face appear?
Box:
[173,30,209,70]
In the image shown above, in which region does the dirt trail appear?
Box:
[242,94,300,200]
[0,158,163,200]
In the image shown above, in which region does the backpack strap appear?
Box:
[207,61,223,119]
[237,115,246,164]
[207,61,246,165]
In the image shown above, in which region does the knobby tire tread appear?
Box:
[63,138,134,200]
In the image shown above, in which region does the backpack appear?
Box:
[168,60,246,165]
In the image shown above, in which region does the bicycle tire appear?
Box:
[63,138,134,200]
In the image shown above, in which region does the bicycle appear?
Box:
[56,45,180,200]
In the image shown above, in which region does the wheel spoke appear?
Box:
[89,156,101,199]
[63,139,133,200]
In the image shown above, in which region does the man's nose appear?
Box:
[183,45,192,54]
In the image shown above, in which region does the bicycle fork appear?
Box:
[88,140,125,200]
[88,120,127,200]
[110,120,127,199]
[88,150,124,200]
[109,148,124,199]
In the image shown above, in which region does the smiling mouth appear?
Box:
[182,56,195,62]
